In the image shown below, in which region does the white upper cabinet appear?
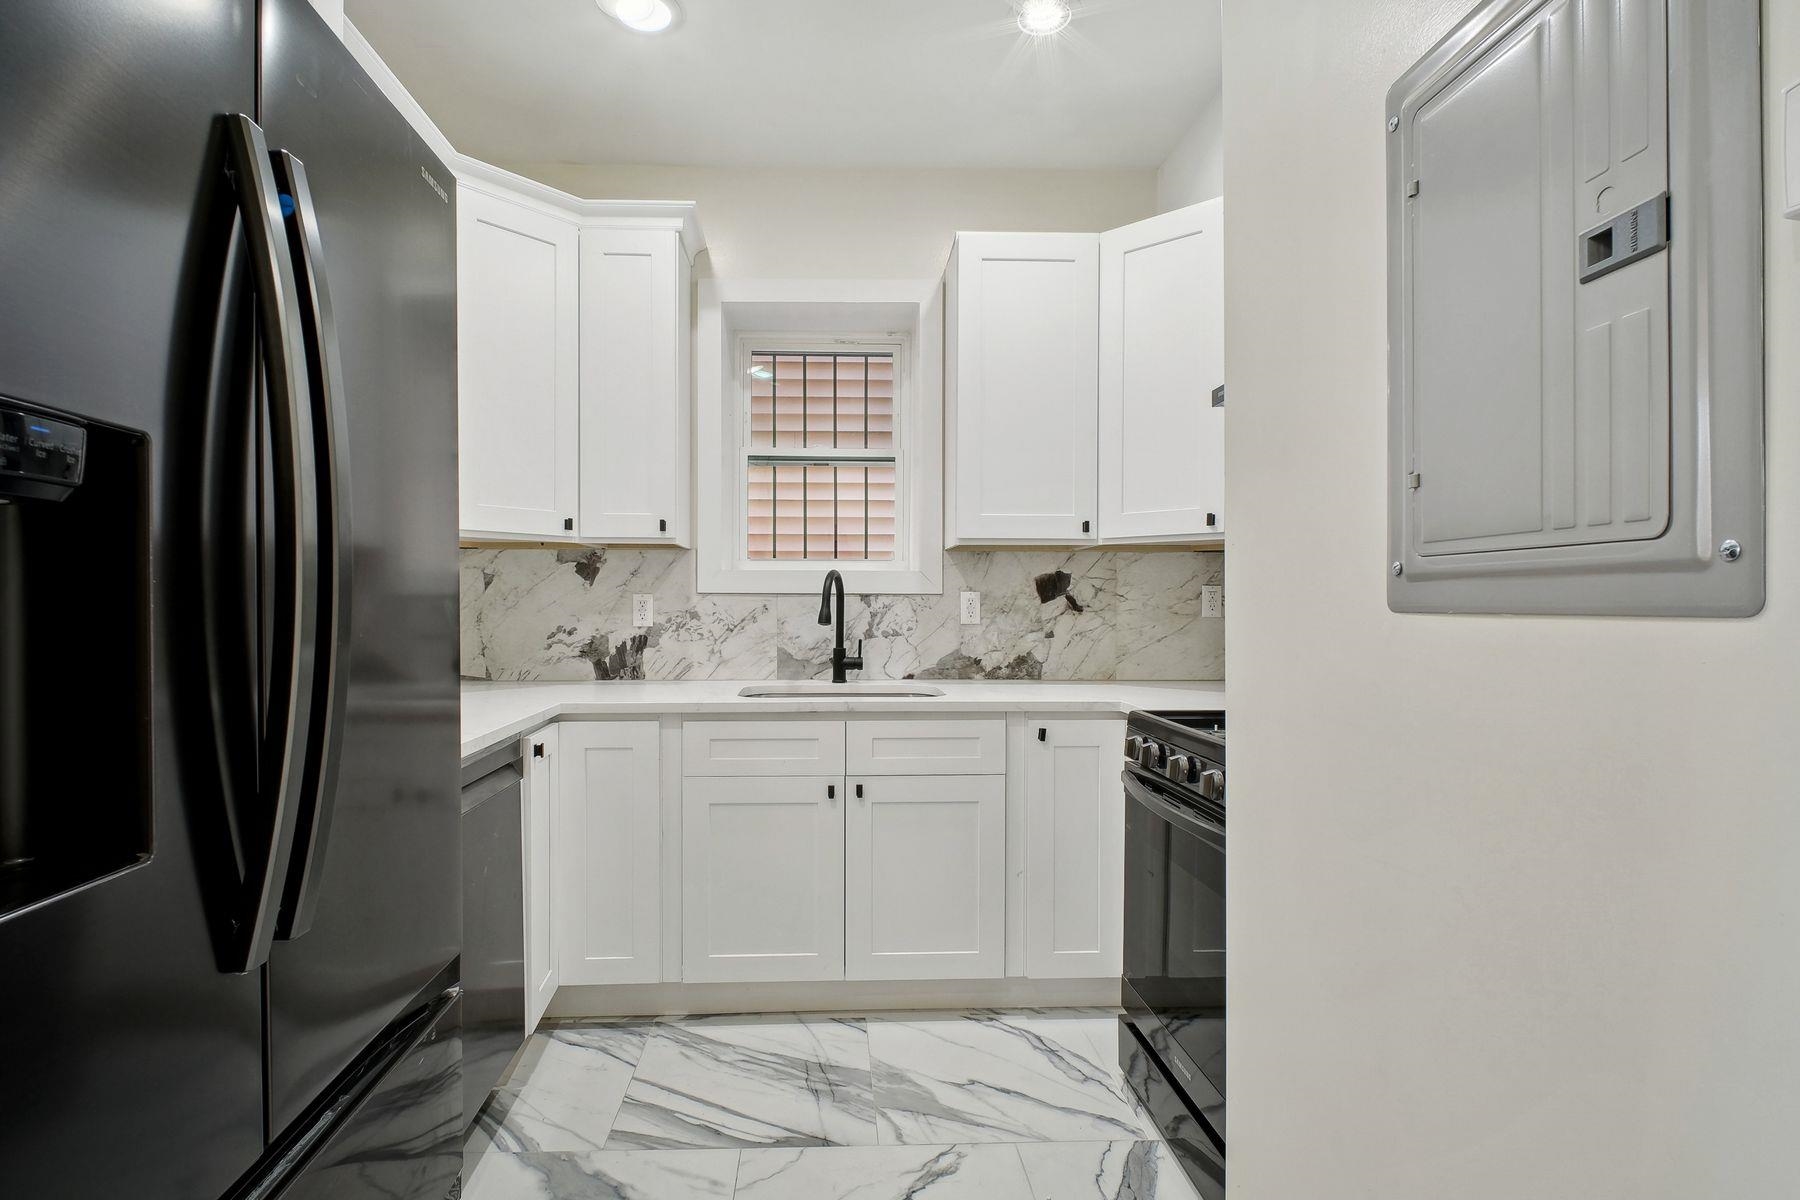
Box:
[578,227,690,545]
[946,233,1100,546]
[457,186,581,539]
[1099,200,1225,542]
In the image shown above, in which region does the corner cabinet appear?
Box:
[455,166,700,545]
[945,233,1100,546]
[457,186,581,539]
[578,227,691,544]
[555,721,662,985]
[1023,718,1125,979]
[1099,200,1225,541]
[944,204,1226,549]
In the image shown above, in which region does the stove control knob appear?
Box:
[1125,736,1145,761]
[1164,754,1195,783]
[1197,769,1225,802]
[1137,739,1165,769]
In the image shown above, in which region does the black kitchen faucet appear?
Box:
[817,569,864,684]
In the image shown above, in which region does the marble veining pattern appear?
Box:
[462,1010,1200,1200]
[462,548,1223,683]
[602,1016,877,1150]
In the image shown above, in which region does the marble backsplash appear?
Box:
[460,548,1224,682]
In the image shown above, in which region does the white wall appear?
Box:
[1156,92,1224,211]
[1226,2,1800,1197]
[504,162,1157,280]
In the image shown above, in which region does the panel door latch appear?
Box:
[1580,193,1670,283]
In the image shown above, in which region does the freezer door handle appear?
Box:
[222,113,321,972]
[271,148,354,942]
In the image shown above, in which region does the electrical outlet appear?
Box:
[1201,585,1224,619]
[959,591,981,624]
[632,594,654,627]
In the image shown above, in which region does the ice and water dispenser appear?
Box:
[0,398,150,920]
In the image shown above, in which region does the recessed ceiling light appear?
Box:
[1017,0,1072,37]
[609,0,676,33]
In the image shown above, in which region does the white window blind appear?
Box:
[744,350,897,561]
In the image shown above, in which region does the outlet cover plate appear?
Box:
[959,591,981,624]
[632,594,654,627]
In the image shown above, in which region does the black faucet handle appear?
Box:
[847,639,865,670]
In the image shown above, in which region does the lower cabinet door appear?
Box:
[1024,718,1126,978]
[556,721,662,985]
[682,776,846,983]
[522,727,559,1030]
[845,775,1006,981]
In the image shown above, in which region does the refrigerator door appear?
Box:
[257,0,463,1137]
[0,2,268,1198]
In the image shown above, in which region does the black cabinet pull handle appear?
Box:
[659,517,667,533]
[827,784,836,800]
[532,743,545,758]
[1037,728,1047,742]
[563,517,574,531]
[1081,519,1091,534]
[855,783,864,799]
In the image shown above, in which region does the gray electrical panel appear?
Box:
[1387,0,1763,616]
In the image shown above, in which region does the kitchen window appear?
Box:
[695,280,944,595]
[744,346,898,562]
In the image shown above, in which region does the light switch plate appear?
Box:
[1201,586,1224,619]
[1785,80,1800,220]
[632,594,654,627]
[959,591,981,624]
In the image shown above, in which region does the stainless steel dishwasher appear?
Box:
[459,741,525,1131]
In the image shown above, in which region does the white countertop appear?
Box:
[461,679,1227,762]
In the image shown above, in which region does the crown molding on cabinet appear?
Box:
[340,18,707,261]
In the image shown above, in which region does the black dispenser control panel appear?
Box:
[0,405,87,500]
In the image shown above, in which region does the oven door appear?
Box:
[1122,770,1227,1138]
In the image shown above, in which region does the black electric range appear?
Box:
[1118,709,1226,1199]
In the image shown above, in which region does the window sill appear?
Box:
[696,560,944,596]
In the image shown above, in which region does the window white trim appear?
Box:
[697,279,944,595]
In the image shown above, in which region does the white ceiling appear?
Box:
[344,0,1222,171]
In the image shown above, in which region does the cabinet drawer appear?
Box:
[682,720,846,777]
[847,719,1006,776]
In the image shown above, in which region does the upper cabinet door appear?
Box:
[947,233,1099,545]
[457,186,580,538]
[1099,200,1224,543]
[578,228,689,544]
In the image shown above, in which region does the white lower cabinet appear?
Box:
[556,721,662,985]
[845,774,1006,981]
[1023,718,1126,979]
[682,775,846,984]
[522,727,559,1030]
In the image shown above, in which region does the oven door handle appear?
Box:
[1124,772,1225,850]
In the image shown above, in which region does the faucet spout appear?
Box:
[817,570,863,684]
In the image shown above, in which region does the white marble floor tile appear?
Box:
[461,1149,739,1200]
[1015,1141,1203,1200]
[475,1025,652,1154]
[734,1143,1035,1200]
[869,1013,1156,1145]
[605,1015,878,1150]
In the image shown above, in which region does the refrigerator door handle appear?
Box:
[223,113,321,973]
[270,149,354,942]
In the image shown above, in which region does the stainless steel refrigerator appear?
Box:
[0,1,462,1197]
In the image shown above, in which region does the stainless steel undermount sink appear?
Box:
[738,682,946,698]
